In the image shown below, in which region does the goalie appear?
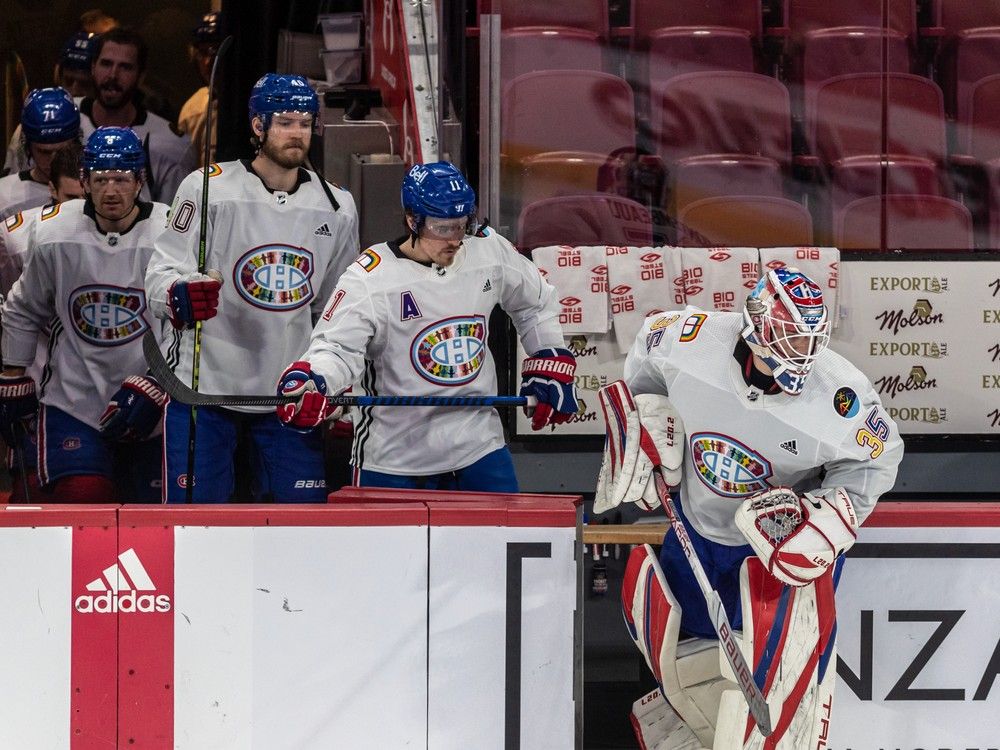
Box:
[594,268,902,748]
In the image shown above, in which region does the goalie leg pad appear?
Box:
[630,688,707,750]
[713,557,839,748]
[622,544,732,747]
[594,380,684,514]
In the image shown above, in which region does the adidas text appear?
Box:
[314,223,332,236]
[74,591,171,614]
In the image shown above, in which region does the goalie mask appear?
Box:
[741,268,830,395]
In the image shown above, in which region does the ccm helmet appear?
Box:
[248,73,319,131]
[741,267,830,395]
[21,87,80,144]
[82,127,145,176]
[400,161,477,232]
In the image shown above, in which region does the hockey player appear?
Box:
[0,142,85,501]
[0,128,168,502]
[145,73,359,503]
[0,88,81,221]
[595,268,903,748]
[177,12,223,167]
[80,27,196,204]
[1,142,86,295]
[275,161,579,491]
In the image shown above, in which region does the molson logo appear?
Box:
[74,548,170,614]
[874,366,938,400]
[567,335,598,358]
[875,299,943,336]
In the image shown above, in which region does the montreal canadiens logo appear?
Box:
[411,315,487,386]
[690,432,772,498]
[234,244,314,311]
[69,285,148,346]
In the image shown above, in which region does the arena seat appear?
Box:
[501,70,635,164]
[676,195,813,247]
[807,73,947,165]
[631,0,762,45]
[500,27,604,87]
[956,74,1000,162]
[780,0,917,41]
[670,153,784,216]
[652,71,792,169]
[802,27,911,118]
[494,0,609,38]
[517,194,653,251]
[516,151,609,207]
[834,194,973,250]
[647,27,755,91]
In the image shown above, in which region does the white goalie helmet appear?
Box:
[741,267,830,395]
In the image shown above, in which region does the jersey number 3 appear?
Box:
[856,407,890,459]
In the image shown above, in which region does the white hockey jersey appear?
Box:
[145,159,359,410]
[625,309,903,546]
[1,199,169,429]
[0,171,50,222]
[1,205,42,298]
[79,98,197,205]
[303,229,564,475]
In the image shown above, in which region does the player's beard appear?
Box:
[261,137,307,170]
[97,82,129,110]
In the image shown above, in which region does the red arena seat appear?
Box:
[518,194,654,251]
[500,27,604,87]
[834,194,973,250]
[648,27,755,91]
[653,71,792,169]
[631,0,762,45]
[671,154,784,215]
[676,196,813,247]
[957,74,1000,162]
[808,73,946,165]
[928,1,1000,117]
[781,0,916,41]
[802,27,911,117]
[493,0,609,38]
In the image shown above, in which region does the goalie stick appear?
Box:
[652,470,775,737]
[143,331,534,409]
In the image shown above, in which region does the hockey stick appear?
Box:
[183,34,233,502]
[144,331,533,409]
[652,470,774,737]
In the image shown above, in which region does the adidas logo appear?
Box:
[482,278,492,292]
[74,548,171,614]
[779,439,799,455]
[314,223,332,236]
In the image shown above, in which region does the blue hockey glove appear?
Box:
[167,272,222,329]
[518,347,579,430]
[99,375,167,441]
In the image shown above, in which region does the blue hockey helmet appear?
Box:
[21,87,81,144]
[741,267,830,396]
[400,161,477,230]
[59,31,97,71]
[248,73,319,130]
[82,127,145,175]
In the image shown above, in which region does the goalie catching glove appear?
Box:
[276,361,342,430]
[594,380,684,514]
[518,347,579,430]
[735,486,859,587]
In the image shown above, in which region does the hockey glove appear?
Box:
[519,347,579,431]
[99,375,167,441]
[735,486,859,587]
[0,373,37,445]
[276,361,341,431]
[167,272,222,329]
